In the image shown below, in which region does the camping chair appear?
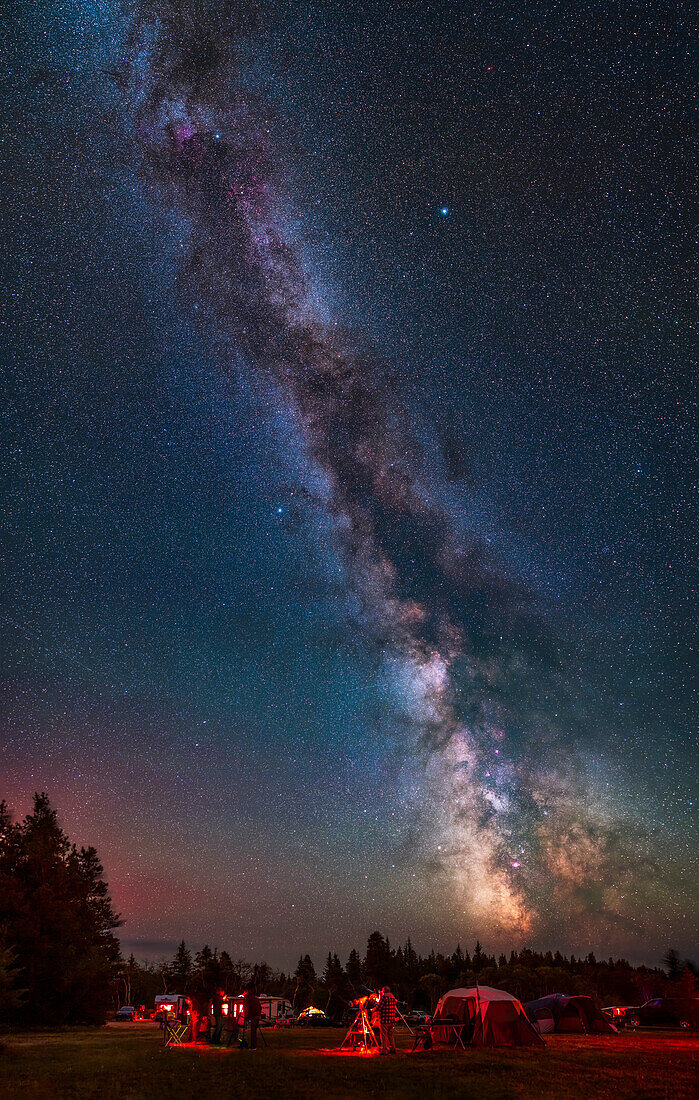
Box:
[410,1023,433,1052]
[164,1019,191,1046]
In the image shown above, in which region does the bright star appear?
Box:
[440,206,449,216]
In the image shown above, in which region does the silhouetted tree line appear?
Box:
[121,930,696,1021]
[0,795,121,1025]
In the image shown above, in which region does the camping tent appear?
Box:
[433,986,544,1047]
[525,995,618,1035]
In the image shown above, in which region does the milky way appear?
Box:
[116,0,657,941]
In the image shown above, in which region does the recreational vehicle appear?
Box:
[229,994,295,1025]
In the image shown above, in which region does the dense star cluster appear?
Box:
[2,1,695,967]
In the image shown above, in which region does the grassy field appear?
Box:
[1,1021,696,1100]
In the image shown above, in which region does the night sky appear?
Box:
[2,1,696,969]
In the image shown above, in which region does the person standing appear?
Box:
[241,987,262,1050]
[210,989,224,1045]
[187,993,207,1045]
[377,986,398,1054]
[224,1002,240,1048]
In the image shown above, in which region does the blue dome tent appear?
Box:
[525,994,618,1035]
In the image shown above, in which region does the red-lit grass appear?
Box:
[0,1021,696,1099]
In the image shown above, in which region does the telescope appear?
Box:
[341,993,380,1053]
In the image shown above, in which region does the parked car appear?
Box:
[405,1009,430,1026]
[636,998,698,1029]
[116,1005,136,1021]
[602,1006,640,1029]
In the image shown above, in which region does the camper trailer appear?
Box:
[229,994,295,1026]
[153,994,187,1023]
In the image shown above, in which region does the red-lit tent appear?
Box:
[433,986,544,1047]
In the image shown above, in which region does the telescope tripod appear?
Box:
[340,1005,380,1052]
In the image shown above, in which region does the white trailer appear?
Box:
[229,994,294,1025]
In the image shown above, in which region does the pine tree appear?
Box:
[170,941,192,990]
[404,938,418,979]
[0,939,25,1016]
[121,954,139,1007]
[294,954,317,986]
[195,944,214,971]
[346,948,362,984]
[322,953,347,1014]
[251,961,274,990]
[322,952,333,985]
[364,931,392,987]
[0,794,121,1025]
[473,941,485,972]
[663,949,682,981]
[292,954,317,1009]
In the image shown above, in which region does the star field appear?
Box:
[1,0,696,968]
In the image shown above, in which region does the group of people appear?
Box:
[183,984,400,1053]
[223,988,263,1050]
[184,987,262,1049]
